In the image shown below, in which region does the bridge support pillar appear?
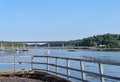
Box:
[62,42,64,49]
[12,43,14,51]
[0,43,4,51]
[35,43,38,48]
[23,43,26,49]
[48,43,50,49]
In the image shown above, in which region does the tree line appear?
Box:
[43,33,120,48]
[68,33,120,48]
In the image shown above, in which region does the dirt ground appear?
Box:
[0,77,44,82]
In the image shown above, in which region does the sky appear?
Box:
[0,0,120,41]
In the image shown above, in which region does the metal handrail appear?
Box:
[33,55,120,82]
[0,55,120,82]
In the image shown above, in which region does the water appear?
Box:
[0,48,120,82]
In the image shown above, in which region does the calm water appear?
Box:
[0,48,120,82]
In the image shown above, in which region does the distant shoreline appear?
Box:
[1,46,120,51]
[70,47,120,51]
[88,47,120,51]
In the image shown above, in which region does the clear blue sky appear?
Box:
[0,0,120,41]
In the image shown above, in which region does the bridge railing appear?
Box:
[0,55,120,82]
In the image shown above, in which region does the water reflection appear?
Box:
[0,48,120,63]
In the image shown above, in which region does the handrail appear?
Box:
[33,55,120,82]
[0,55,120,82]
[33,55,120,66]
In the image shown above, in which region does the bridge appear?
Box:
[0,41,68,43]
[0,41,67,51]
[0,41,91,51]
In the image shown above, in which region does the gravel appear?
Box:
[0,77,44,82]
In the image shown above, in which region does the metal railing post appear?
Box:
[47,56,49,73]
[99,63,104,82]
[56,57,58,76]
[31,56,34,71]
[67,59,70,80]
[14,56,16,73]
[80,61,86,82]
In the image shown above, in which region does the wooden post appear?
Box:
[80,61,86,82]
[47,56,49,73]
[99,63,104,82]
[56,57,58,76]
[67,59,70,80]
[14,56,16,73]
